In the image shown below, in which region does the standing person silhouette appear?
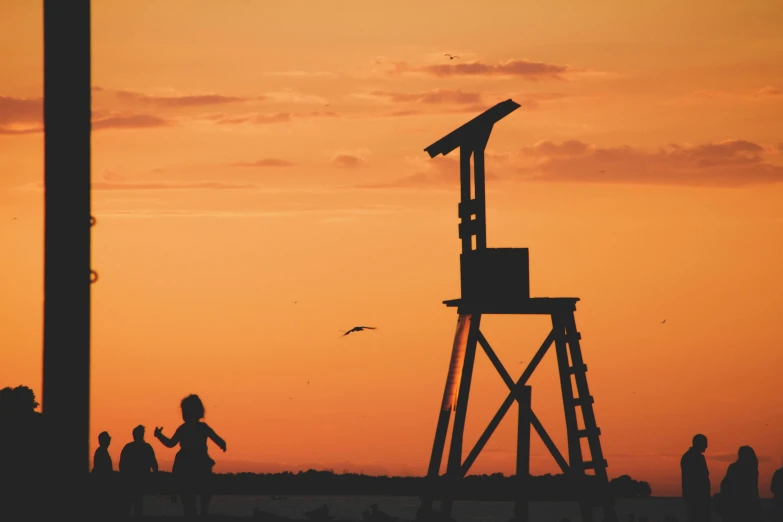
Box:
[120,425,159,517]
[681,434,711,522]
[771,458,783,521]
[154,394,226,517]
[92,431,116,518]
[719,445,762,522]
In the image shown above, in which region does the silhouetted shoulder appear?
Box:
[681,448,695,466]
[772,468,783,495]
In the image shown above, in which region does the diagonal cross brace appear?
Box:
[459,329,569,476]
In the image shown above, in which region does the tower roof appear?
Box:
[424,99,521,158]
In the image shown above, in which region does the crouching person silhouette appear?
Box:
[154,394,227,517]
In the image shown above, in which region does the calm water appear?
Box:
[140,494,775,521]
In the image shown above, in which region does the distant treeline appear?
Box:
[106,470,651,501]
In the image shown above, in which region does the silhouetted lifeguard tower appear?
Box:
[417,100,618,522]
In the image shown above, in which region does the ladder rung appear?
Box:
[577,427,601,438]
[458,200,481,218]
[566,396,594,408]
[458,220,482,239]
[567,364,588,375]
[582,459,608,470]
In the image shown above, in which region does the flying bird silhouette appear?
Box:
[341,326,377,337]
[661,319,666,324]
[445,54,459,60]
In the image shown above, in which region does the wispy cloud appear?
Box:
[684,86,783,104]
[21,169,254,192]
[357,155,499,190]
[96,86,331,107]
[95,205,409,219]
[99,87,254,108]
[92,181,254,190]
[228,159,296,167]
[515,139,783,187]
[0,95,43,134]
[0,95,42,125]
[264,70,339,78]
[359,89,570,118]
[263,90,330,105]
[357,139,783,189]
[205,110,338,125]
[0,126,43,135]
[752,86,783,98]
[370,57,579,81]
[0,95,175,135]
[421,59,574,80]
[92,113,173,130]
[364,88,483,105]
[330,149,370,169]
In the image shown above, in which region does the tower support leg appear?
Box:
[418,315,473,520]
[439,314,481,520]
[513,386,531,522]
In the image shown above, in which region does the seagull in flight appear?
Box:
[341,326,377,337]
[660,319,666,324]
[445,54,459,60]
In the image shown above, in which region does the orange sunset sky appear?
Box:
[2,0,783,498]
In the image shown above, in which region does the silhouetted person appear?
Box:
[681,434,711,522]
[0,386,46,520]
[771,458,783,521]
[91,431,115,517]
[93,431,113,475]
[120,425,158,517]
[719,445,762,522]
[154,394,227,517]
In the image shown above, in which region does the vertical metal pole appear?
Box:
[459,146,473,253]
[471,146,487,250]
[514,386,531,522]
[43,0,92,515]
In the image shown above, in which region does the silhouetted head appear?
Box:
[132,425,145,442]
[738,445,758,467]
[692,434,708,452]
[0,387,13,413]
[12,386,39,411]
[181,394,205,423]
[98,431,111,447]
[0,386,39,416]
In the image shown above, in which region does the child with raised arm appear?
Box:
[154,394,226,517]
